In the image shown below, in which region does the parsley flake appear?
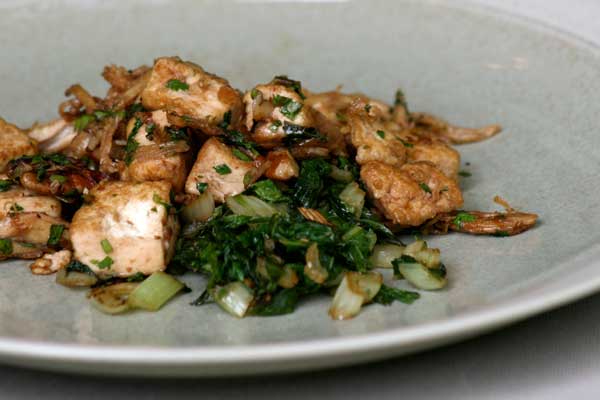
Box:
[100,239,113,254]
[47,224,65,246]
[419,182,432,193]
[92,256,113,269]
[232,148,253,162]
[196,182,208,194]
[124,118,143,165]
[0,179,13,192]
[0,239,12,255]
[49,174,67,184]
[214,164,232,175]
[452,212,477,227]
[165,79,189,91]
[458,170,472,177]
[376,130,385,139]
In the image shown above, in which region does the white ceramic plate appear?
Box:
[1,0,600,377]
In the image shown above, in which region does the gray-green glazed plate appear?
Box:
[1,0,599,377]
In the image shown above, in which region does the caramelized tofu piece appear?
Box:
[0,118,37,172]
[405,136,461,180]
[141,57,242,134]
[0,212,69,253]
[346,101,407,168]
[265,149,299,181]
[70,181,179,278]
[122,116,190,192]
[360,161,463,226]
[185,138,263,202]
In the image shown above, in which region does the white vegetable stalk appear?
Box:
[181,191,215,223]
[329,271,383,320]
[339,182,366,218]
[395,257,447,290]
[369,244,406,269]
[213,282,254,318]
[127,272,185,311]
[304,243,329,284]
[226,194,280,217]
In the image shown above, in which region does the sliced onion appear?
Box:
[56,267,98,287]
[128,272,185,311]
[304,243,328,284]
[404,240,426,254]
[88,282,140,314]
[212,282,254,318]
[181,191,215,223]
[395,258,447,290]
[339,182,365,218]
[329,165,353,183]
[329,273,364,320]
[403,240,441,269]
[226,194,280,217]
[278,265,299,289]
[351,271,383,302]
[369,244,406,269]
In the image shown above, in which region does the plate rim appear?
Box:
[1,0,600,374]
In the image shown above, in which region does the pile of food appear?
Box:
[0,57,537,319]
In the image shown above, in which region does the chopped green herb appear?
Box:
[397,138,414,148]
[196,182,208,194]
[335,112,347,122]
[373,284,420,305]
[0,179,13,192]
[73,114,95,131]
[92,256,113,270]
[0,239,12,255]
[458,170,472,177]
[47,224,65,246]
[269,120,282,132]
[250,88,260,99]
[124,118,143,165]
[153,193,172,213]
[218,110,232,130]
[273,75,306,99]
[452,212,477,227]
[419,182,432,193]
[394,89,409,109]
[65,260,95,275]
[100,239,113,254]
[272,95,303,120]
[376,130,385,139]
[49,174,67,184]
[167,126,188,142]
[493,230,510,237]
[165,79,189,91]
[127,272,146,282]
[232,148,253,162]
[214,164,232,175]
[364,104,372,113]
[9,203,23,214]
[282,122,326,145]
[145,123,156,141]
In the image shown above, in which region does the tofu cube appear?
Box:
[70,180,179,277]
[141,57,243,134]
[0,118,37,172]
[185,137,262,202]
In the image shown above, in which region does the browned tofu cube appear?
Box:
[141,57,243,134]
[0,118,37,172]
[185,138,263,202]
[70,180,179,278]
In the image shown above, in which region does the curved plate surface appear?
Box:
[0,0,599,376]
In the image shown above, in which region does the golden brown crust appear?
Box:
[360,161,463,226]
